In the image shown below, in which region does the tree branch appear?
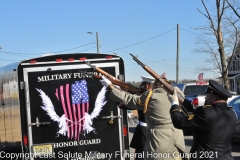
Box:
[201,0,218,37]
[225,16,239,69]
[226,0,240,18]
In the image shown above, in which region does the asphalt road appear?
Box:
[128,123,240,160]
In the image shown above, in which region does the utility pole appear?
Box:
[87,32,100,53]
[176,24,180,83]
[96,32,100,54]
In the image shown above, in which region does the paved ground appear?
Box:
[128,123,240,160]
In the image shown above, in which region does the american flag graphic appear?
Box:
[72,80,89,140]
[198,73,203,81]
[58,79,89,141]
[36,80,107,141]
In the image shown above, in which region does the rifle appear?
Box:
[85,61,145,94]
[130,53,188,113]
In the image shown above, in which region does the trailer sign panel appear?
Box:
[25,65,122,156]
[0,53,129,160]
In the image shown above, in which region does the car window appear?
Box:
[172,84,184,91]
[232,99,240,111]
[184,85,208,95]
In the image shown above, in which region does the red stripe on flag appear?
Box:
[72,104,78,141]
[77,104,81,141]
[60,86,70,138]
[66,84,74,139]
[81,103,85,132]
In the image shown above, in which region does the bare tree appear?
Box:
[195,0,240,90]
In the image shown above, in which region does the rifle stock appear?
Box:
[130,53,185,104]
[85,61,143,94]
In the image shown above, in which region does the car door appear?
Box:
[231,97,240,115]
[229,97,240,139]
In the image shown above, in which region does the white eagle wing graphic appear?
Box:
[83,86,108,135]
[36,86,107,137]
[36,88,68,136]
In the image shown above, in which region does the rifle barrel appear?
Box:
[85,61,142,94]
[85,61,96,69]
[130,53,146,67]
[130,53,187,115]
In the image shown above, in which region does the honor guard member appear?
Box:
[170,80,236,160]
[119,76,153,160]
[99,76,186,160]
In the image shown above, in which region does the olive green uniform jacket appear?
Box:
[110,87,186,160]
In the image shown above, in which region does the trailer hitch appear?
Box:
[102,111,122,124]
[29,117,50,127]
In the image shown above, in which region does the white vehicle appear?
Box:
[191,93,239,108]
[172,82,209,107]
[173,82,238,107]
[0,53,130,160]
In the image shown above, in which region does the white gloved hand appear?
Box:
[171,88,179,105]
[114,85,121,89]
[99,76,112,88]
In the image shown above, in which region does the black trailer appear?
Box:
[0,53,130,160]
